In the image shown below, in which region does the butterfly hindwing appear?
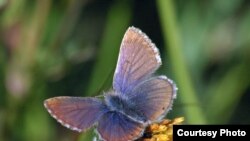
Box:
[44,96,108,132]
[126,76,177,122]
[113,27,162,94]
[97,111,144,141]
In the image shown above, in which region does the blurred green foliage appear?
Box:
[0,0,250,141]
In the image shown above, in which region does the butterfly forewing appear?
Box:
[44,97,108,132]
[113,27,162,94]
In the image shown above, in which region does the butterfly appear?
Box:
[44,26,177,141]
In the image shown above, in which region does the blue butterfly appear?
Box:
[44,26,177,141]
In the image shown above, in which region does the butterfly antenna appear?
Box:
[92,67,115,97]
[94,94,104,98]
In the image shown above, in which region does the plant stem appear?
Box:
[157,0,206,124]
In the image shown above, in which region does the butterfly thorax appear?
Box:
[104,90,147,123]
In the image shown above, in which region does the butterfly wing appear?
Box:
[97,111,144,141]
[44,96,108,132]
[113,27,162,94]
[112,27,176,122]
[127,76,177,122]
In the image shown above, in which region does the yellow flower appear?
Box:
[137,117,184,141]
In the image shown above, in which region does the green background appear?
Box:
[0,0,249,141]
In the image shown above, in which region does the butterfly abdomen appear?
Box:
[105,92,124,111]
[105,91,147,123]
